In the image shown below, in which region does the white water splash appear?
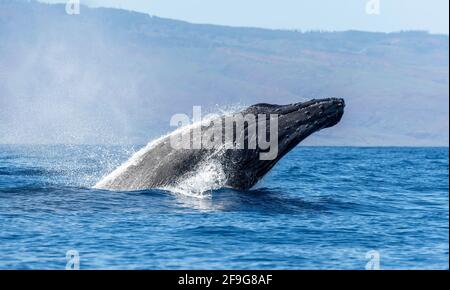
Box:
[163,157,227,198]
[94,105,245,197]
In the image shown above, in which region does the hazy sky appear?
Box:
[41,0,449,34]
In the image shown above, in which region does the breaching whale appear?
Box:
[94,98,345,191]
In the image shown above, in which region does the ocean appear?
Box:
[0,145,448,269]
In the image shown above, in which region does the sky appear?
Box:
[41,0,449,34]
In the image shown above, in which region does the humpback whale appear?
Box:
[95,98,345,191]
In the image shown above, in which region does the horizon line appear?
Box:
[33,0,450,36]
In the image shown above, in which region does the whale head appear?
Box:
[224,98,345,190]
[267,97,345,157]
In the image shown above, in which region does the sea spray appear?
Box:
[94,106,245,196]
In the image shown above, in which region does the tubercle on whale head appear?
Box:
[275,97,344,156]
[228,98,345,189]
[246,97,345,145]
[278,97,345,138]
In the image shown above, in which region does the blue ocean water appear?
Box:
[0,145,448,269]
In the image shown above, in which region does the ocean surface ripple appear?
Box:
[0,145,448,269]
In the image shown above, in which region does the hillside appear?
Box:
[0,0,448,145]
